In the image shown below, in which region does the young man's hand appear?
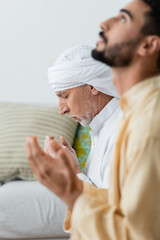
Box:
[25,136,83,209]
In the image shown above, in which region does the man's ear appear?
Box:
[88,85,99,96]
[138,36,160,56]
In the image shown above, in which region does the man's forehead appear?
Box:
[123,0,151,17]
[116,0,151,30]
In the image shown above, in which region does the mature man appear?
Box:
[47,45,121,188]
[25,0,160,239]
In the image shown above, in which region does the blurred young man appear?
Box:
[25,0,160,239]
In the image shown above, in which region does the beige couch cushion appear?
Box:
[0,102,77,182]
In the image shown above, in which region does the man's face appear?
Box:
[92,0,151,67]
[56,85,95,126]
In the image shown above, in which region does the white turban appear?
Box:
[48,45,119,98]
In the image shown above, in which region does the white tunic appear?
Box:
[77,97,122,189]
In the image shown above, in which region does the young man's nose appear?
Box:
[100,17,117,31]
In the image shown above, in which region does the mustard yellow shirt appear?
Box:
[64,75,160,240]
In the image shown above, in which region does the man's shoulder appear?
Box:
[127,103,160,148]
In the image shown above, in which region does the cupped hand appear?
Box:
[25,136,83,209]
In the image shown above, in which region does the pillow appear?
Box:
[73,124,91,172]
[0,180,69,239]
[0,102,77,182]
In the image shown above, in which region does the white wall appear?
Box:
[0,0,130,105]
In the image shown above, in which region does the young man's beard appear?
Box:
[92,38,141,67]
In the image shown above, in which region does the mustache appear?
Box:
[99,31,107,43]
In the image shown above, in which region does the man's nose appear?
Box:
[100,17,116,31]
[59,103,69,115]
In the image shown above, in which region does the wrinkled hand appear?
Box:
[25,136,83,209]
[60,136,82,174]
[44,135,81,174]
[44,136,56,157]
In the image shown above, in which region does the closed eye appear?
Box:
[61,94,69,99]
[56,92,69,99]
[63,95,68,99]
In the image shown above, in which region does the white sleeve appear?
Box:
[77,173,97,187]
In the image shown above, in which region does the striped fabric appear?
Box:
[0,102,78,182]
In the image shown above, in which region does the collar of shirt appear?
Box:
[119,75,160,113]
[89,97,120,134]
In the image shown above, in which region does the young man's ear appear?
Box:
[138,36,160,56]
[89,85,99,96]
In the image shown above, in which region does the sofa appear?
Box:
[0,102,91,240]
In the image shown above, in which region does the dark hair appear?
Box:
[142,0,160,69]
[142,0,160,36]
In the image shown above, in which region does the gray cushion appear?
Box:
[0,102,77,182]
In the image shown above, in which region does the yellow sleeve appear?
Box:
[70,182,124,240]
[64,182,108,233]
[120,138,160,240]
[66,138,160,240]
